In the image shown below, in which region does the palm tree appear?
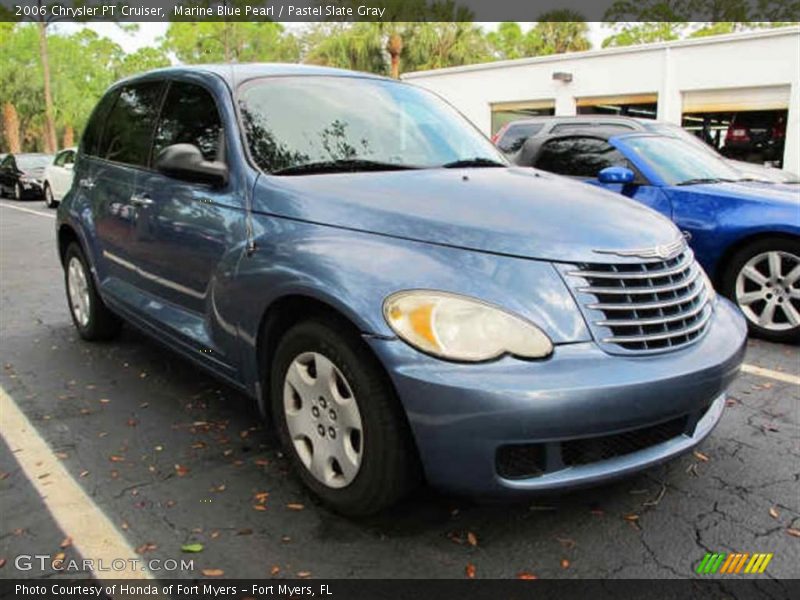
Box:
[531,11,592,55]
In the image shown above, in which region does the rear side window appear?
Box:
[535,137,628,177]
[55,150,74,167]
[498,123,544,153]
[152,82,223,162]
[81,90,118,158]
[98,81,165,167]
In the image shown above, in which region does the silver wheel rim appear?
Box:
[735,250,800,332]
[45,186,53,207]
[283,352,363,489]
[14,183,21,200]
[67,256,91,327]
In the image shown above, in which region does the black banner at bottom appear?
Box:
[1,579,799,600]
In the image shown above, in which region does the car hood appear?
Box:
[727,159,799,184]
[252,167,680,263]
[671,180,800,205]
[21,166,46,179]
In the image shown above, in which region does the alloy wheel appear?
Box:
[283,351,363,489]
[735,250,800,331]
[45,186,54,208]
[67,256,91,327]
[14,183,21,200]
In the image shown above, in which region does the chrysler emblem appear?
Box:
[594,237,686,260]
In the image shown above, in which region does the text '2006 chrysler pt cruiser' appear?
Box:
[57,65,747,515]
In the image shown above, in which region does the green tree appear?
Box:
[529,11,592,55]
[303,23,386,73]
[161,21,299,64]
[401,22,492,71]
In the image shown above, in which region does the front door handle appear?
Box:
[130,193,154,207]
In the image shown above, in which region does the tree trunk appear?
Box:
[63,124,74,148]
[37,21,57,153]
[387,33,403,79]
[2,102,21,153]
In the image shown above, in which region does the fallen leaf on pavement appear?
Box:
[556,537,576,549]
[109,455,125,463]
[769,507,780,519]
[253,505,267,511]
[0,559,5,569]
[255,459,269,466]
[787,528,800,538]
[517,572,537,580]
[127,418,138,427]
[79,470,89,478]
[693,451,709,462]
[99,398,110,404]
[135,543,157,554]
[55,452,68,460]
[466,532,478,547]
[270,565,280,576]
[202,569,224,577]
[465,563,476,579]
[561,558,570,569]
[623,514,639,522]
[210,531,220,539]
[297,571,311,578]
[237,529,253,536]
[174,464,189,477]
[286,503,305,511]
[181,543,204,553]
[60,537,72,549]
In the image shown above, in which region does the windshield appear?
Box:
[16,155,52,170]
[620,135,742,186]
[238,76,505,174]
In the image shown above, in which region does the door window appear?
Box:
[98,81,165,167]
[152,81,223,162]
[535,137,628,177]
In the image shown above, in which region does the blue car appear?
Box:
[516,129,800,343]
[57,65,747,515]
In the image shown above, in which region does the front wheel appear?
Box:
[722,238,800,343]
[44,184,57,208]
[63,243,122,341]
[270,318,420,516]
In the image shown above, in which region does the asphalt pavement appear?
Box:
[0,199,798,580]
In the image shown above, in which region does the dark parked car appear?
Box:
[723,111,786,165]
[0,153,52,200]
[495,115,797,184]
[57,65,746,515]
[515,128,800,342]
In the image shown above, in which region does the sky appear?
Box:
[58,22,613,56]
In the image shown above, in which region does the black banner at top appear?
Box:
[2,0,799,22]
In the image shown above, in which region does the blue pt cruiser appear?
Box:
[56,65,747,515]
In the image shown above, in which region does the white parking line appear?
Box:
[741,363,800,386]
[0,385,152,580]
[0,201,55,219]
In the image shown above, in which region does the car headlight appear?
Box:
[383,290,553,362]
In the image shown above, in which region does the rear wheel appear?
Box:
[44,184,57,208]
[64,243,122,341]
[722,238,800,343]
[270,317,419,516]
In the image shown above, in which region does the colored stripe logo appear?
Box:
[696,552,773,574]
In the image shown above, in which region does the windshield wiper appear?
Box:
[676,177,734,186]
[441,157,506,169]
[273,159,421,176]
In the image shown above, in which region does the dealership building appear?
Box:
[404,27,800,174]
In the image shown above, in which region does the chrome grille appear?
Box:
[565,249,714,353]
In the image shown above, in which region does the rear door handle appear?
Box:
[130,193,154,207]
[79,178,95,189]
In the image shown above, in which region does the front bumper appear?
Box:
[367,298,747,496]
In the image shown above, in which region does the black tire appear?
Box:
[44,184,57,208]
[63,242,122,341]
[721,237,800,343]
[270,317,420,516]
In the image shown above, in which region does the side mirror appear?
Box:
[155,144,228,187]
[598,166,635,184]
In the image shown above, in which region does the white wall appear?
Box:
[404,28,800,174]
